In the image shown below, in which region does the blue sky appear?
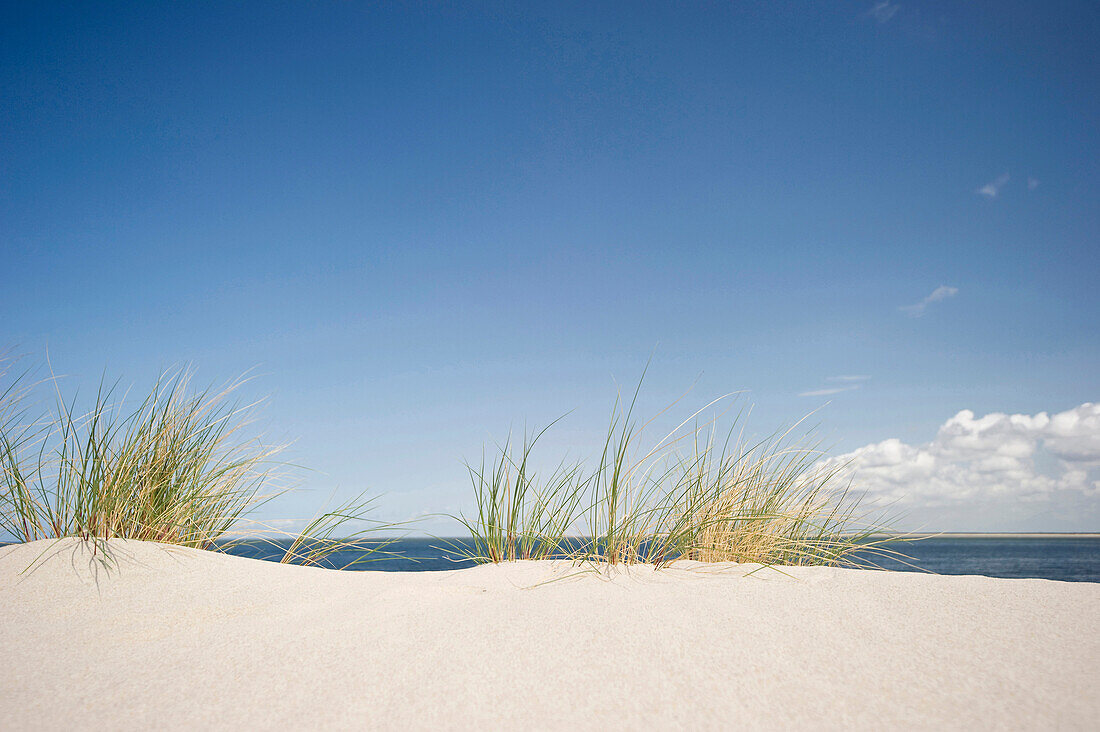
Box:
[2,1,1098,531]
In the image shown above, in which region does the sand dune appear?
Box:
[2,538,1098,730]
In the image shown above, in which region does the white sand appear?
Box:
[2,539,1098,730]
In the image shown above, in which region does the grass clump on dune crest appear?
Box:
[454,420,588,563]
[0,359,391,566]
[456,377,904,569]
[672,418,894,567]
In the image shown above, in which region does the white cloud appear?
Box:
[868,2,900,23]
[799,385,860,397]
[800,375,871,397]
[1028,177,1040,191]
[819,403,1100,508]
[977,173,1010,198]
[899,285,958,317]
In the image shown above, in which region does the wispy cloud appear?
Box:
[976,173,1010,198]
[800,375,871,397]
[868,2,900,23]
[799,385,860,397]
[1028,177,1040,191]
[900,285,958,317]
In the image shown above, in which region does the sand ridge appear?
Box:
[2,538,1098,730]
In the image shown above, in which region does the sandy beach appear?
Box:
[2,538,1098,730]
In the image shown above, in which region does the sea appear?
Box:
[221,536,1100,583]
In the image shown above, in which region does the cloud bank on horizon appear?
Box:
[820,403,1100,527]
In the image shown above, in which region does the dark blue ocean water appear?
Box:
[221,536,1100,583]
[867,537,1100,582]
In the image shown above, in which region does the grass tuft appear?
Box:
[0,359,393,563]
[455,378,907,570]
[452,418,587,562]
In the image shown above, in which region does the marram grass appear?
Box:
[2,357,907,572]
[454,381,906,570]
[453,418,587,563]
[0,361,390,566]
